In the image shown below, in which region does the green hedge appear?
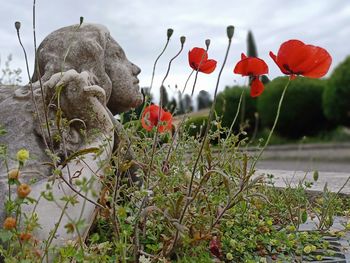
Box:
[323,56,350,127]
[215,86,258,135]
[258,77,330,139]
[184,116,209,138]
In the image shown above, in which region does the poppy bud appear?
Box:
[20,232,32,241]
[15,21,21,31]
[180,36,186,45]
[205,39,211,49]
[167,28,174,40]
[8,168,20,180]
[17,183,31,198]
[79,16,84,25]
[3,217,16,230]
[226,25,235,40]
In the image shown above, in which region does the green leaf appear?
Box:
[60,147,100,167]
[301,210,308,223]
[313,170,319,181]
[0,229,13,242]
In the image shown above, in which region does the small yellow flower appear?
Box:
[16,149,29,163]
[8,168,20,180]
[226,252,233,260]
[17,183,31,198]
[303,245,312,254]
[3,217,16,230]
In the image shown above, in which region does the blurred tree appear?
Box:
[177,91,185,115]
[323,56,350,127]
[247,30,258,58]
[167,97,177,114]
[197,90,212,110]
[247,30,270,85]
[160,85,169,109]
[258,77,331,138]
[182,94,193,113]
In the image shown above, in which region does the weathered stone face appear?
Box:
[105,36,143,114]
[33,23,143,114]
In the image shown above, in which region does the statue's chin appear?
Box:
[108,93,143,115]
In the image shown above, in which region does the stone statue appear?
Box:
[0,24,142,252]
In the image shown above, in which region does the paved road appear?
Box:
[257,159,350,173]
[251,143,350,194]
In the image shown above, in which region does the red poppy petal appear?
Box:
[189,48,208,70]
[199,59,217,74]
[148,105,161,124]
[250,78,264,97]
[234,57,268,76]
[141,105,162,131]
[241,53,247,60]
[269,51,290,75]
[158,111,172,133]
[298,47,332,78]
[277,40,306,67]
[141,108,154,131]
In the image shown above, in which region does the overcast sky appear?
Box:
[0,0,349,101]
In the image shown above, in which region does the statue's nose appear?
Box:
[131,63,141,75]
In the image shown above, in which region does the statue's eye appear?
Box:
[116,49,126,59]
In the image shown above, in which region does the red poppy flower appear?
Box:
[188,47,217,74]
[209,236,222,258]
[234,53,269,97]
[141,104,172,133]
[269,39,332,80]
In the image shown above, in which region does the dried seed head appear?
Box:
[167,28,174,40]
[15,21,21,31]
[205,39,211,49]
[180,36,186,45]
[227,25,235,40]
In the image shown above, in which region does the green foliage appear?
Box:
[215,86,258,135]
[258,77,330,138]
[185,116,209,138]
[323,56,350,127]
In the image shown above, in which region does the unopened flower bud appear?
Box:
[180,36,186,45]
[227,25,235,39]
[15,21,21,31]
[20,232,32,241]
[8,169,20,180]
[205,39,211,49]
[17,183,31,198]
[3,217,16,230]
[167,28,174,40]
[79,16,84,25]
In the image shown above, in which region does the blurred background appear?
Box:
[0,0,349,173]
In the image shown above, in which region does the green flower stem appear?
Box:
[249,79,291,173]
[218,89,245,162]
[32,0,53,150]
[165,47,209,165]
[174,33,233,249]
[181,69,195,94]
[150,37,171,93]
